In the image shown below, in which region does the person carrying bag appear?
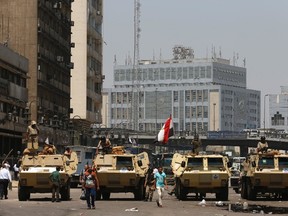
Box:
[82,168,100,209]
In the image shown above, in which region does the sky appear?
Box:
[103,0,288,99]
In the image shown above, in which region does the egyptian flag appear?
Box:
[156,115,174,144]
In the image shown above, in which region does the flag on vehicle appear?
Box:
[155,115,174,144]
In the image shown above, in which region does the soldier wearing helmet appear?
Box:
[96,136,112,155]
[257,136,268,153]
[191,133,201,155]
[26,120,40,150]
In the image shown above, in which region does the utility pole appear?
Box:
[131,0,141,131]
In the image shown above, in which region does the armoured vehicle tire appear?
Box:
[240,177,247,199]
[176,180,186,200]
[60,184,71,201]
[134,179,145,200]
[102,191,111,200]
[246,180,256,200]
[216,185,228,201]
[18,186,30,201]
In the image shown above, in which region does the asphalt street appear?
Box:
[0,182,288,216]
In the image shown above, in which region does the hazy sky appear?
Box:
[103,0,288,99]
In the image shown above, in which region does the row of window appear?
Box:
[114,66,212,82]
[0,67,26,88]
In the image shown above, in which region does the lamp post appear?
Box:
[155,87,158,133]
[24,100,38,124]
[69,115,82,146]
[264,94,269,136]
[213,103,216,131]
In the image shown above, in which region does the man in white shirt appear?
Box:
[0,163,12,199]
[13,163,19,180]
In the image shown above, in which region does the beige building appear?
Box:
[0,43,28,156]
[0,0,73,121]
[0,0,73,149]
[71,0,103,125]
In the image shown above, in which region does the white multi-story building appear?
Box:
[266,86,288,132]
[104,55,260,135]
[71,0,103,123]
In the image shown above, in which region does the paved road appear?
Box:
[1,184,288,216]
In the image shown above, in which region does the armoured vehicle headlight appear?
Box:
[221,179,227,186]
[20,178,27,186]
[184,179,189,186]
[255,178,261,185]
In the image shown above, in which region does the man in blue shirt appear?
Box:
[154,166,168,207]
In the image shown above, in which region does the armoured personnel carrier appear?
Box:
[93,146,150,200]
[171,153,231,201]
[18,143,78,201]
[240,151,288,200]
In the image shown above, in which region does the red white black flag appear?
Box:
[156,115,174,144]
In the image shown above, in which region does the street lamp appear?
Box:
[24,100,38,124]
[213,103,216,131]
[264,94,269,136]
[155,87,158,133]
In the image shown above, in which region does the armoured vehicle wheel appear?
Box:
[246,181,256,200]
[176,180,186,200]
[102,191,111,200]
[240,177,247,199]
[60,184,71,201]
[18,186,30,201]
[216,185,228,201]
[134,179,145,200]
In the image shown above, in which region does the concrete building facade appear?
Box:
[0,0,73,122]
[0,0,73,150]
[104,56,261,135]
[0,43,28,156]
[71,0,103,125]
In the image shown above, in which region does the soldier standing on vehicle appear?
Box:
[144,164,155,201]
[26,120,40,150]
[96,136,112,155]
[241,157,250,176]
[49,166,61,202]
[257,136,269,153]
[154,166,168,207]
[191,134,201,154]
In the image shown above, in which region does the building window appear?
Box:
[271,111,285,126]
[173,91,178,102]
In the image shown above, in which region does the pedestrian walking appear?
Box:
[13,163,19,180]
[49,166,61,202]
[154,166,168,207]
[0,163,12,199]
[83,168,99,209]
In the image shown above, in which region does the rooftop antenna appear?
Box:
[219,46,222,58]
[114,54,117,65]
